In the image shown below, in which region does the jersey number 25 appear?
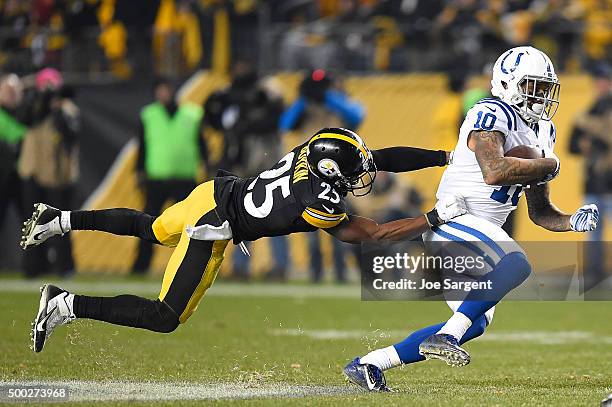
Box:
[244,152,295,218]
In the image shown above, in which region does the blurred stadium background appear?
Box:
[0,0,610,278]
[1,1,612,405]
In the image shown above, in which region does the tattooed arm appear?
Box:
[468,130,558,185]
[525,183,571,231]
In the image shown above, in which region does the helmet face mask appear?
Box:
[307,128,377,197]
[341,155,377,197]
[516,75,560,122]
[491,46,560,123]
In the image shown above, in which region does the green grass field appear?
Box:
[0,276,610,406]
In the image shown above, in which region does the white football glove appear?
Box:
[537,150,560,185]
[434,194,467,223]
[570,204,599,232]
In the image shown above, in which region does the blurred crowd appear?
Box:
[0,0,257,80]
[0,0,610,80]
[0,68,79,278]
[569,63,612,285]
[272,0,612,73]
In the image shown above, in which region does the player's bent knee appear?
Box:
[499,251,532,287]
[472,315,488,337]
[143,300,180,333]
[509,251,531,282]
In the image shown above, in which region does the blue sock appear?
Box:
[457,251,531,321]
[392,315,489,365]
[459,315,488,344]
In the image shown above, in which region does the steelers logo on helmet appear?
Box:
[317,158,341,178]
[307,127,377,196]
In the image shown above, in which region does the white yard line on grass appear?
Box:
[0,280,360,298]
[271,328,394,340]
[270,328,612,344]
[0,380,357,402]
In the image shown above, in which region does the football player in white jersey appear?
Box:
[343,46,600,392]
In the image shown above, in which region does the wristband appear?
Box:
[425,209,441,228]
[438,150,449,166]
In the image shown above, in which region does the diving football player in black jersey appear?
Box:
[22,127,466,352]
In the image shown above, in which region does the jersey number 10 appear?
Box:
[474,111,497,131]
[490,185,523,206]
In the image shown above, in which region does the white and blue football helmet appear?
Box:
[491,46,560,123]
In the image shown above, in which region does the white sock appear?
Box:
[60,211,71,233]
[437,312,472,341]
[360,345,401,371]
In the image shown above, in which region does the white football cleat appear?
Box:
[31,284,75,353]
[21,203,66,250]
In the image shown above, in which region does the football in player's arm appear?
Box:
[469,129,598,232]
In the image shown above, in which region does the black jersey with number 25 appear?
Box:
[214,143,349,242]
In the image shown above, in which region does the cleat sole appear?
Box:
[20,203,47,250]
[420,348,470,367]
[31,283,51,353]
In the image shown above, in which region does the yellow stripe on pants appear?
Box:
[154,180,229,322]
[178,239,229,323]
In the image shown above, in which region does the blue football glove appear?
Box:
[570,204,599,232]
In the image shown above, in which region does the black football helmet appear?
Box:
[307,128,377,196]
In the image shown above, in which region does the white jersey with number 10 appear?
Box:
[436,98,557,227]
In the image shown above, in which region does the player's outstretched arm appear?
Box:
[327,195,466,243]
[469,130,558,185]
[525,183,599,232]
[371,147,450,173]
[327,215,429,243]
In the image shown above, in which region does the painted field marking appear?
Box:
[269,328,612,344]
[0,280,360,298]
[0,380,358,402]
